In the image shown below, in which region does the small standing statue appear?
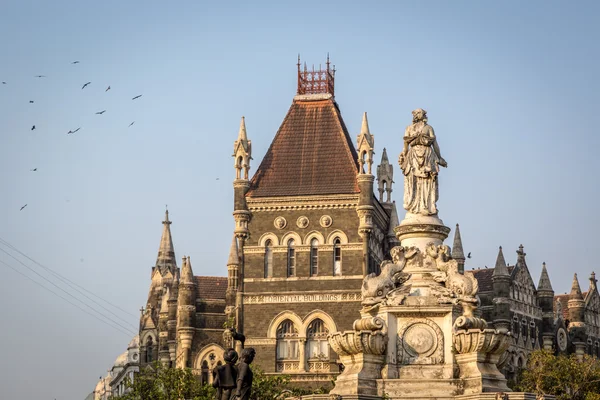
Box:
[212,348,238,400]
[235,348,256,400]
[399,109,447,216]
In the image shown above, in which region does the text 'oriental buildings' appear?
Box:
[127,59,600,390]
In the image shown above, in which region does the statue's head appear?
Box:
[412,108,427,123]
[223,348,239,364]
[241,347,256,364]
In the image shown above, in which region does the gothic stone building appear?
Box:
[136,61,600,387]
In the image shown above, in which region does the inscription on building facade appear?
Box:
[244,292,361,304]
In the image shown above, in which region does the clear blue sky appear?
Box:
[1,1,598,398]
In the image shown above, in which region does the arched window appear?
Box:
[333,238,342,276]
[276,320,299,360]
[201,360,209,385]
[145,336,154,363]
[264,240,273,278]
[306,319,329,360]
[310,238,319,276]
[287,239,296,277]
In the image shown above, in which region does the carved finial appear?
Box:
[233,116,252,180]
[377,147,394,202]
[590,271,597,291]
[357,112,375,175]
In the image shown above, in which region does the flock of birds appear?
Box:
[4,60,144,212]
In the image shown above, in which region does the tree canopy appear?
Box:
[516,350,600,400]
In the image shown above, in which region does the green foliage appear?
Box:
[110,362,214,400]
[111,362,328,400]
[516,349,600,400]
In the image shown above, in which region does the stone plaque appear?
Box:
[397,318,444,365]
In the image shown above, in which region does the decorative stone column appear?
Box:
[452,309,512,395]
[328,317,387,396]
[299,338,307,372]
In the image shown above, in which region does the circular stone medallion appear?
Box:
[274,216,287,230]
[296,216,309,229]
[320,215,333,228]
[402,323,437,357]
[557,327,567,351]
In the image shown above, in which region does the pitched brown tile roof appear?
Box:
[195,276,227,300]
[247,97,360,197]
[472,266,515,292]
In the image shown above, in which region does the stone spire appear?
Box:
[176,256,196,368]
[451,224,465,274]
[570,273,584,301]
[180,255,194,284]
[492,245,511,331]
[233,116,252,180]
[386,201,401,249]
[356,112,375,175]
[156,209,177,274]
[226,236,240,293]
[377,148,394,203]
[492,246,509,277]
[537,263,555,351]
[537,262,553,292]
[568,273,587,357]
[590,272,598,292]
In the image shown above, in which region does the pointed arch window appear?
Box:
[306,319,329,360]
[310,238,319,276]
[333,238,342,276]
[264,240,273,278]
[287,239,296,277]
[145,336,154,363]
[276,319,299,360]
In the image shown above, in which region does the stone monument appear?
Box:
[322,110,552,400]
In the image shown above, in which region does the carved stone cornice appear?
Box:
[394,223,450,241]
[246,194,359,212]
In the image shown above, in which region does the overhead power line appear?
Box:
[0,258,133,337]
[0,236,137,318]
[0,246,137,336]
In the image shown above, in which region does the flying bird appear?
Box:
[29,100,34,103]
[128,121,135,127]
[71,61,80,64]
[105,86,111,92]
[467,252,471,259]
[31,125,36,131]
[30,168,37,172]
[20,204,27,211]
[81,82,91,89]
[67,127,81,134]
[2,81,6,84]
[95,110,106,115]
[132,94,142,100]
[34,75,46,78]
